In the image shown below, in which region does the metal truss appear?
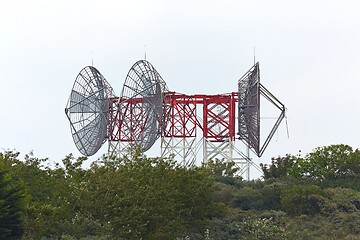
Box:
[201,93,237,164]
[160,92,248,170]
[108,140,130,158]
[106,78,280,179]
[107,97,146,158]
[161,93,199,165]
[161,137,198,166]
[258,83,286,157]
[203,93,237,142]
[203,138,234,162]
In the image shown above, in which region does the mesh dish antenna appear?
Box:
[238,62,285,157]
[119,60,169,152]
[65,66,114,156]
[238,62,260,154]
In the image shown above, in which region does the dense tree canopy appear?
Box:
[291,144,360,180]
[0,144,359,239]
[0,155,25,239]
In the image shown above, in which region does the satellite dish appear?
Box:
[238,62,285,157]
[119,60,169,151]
[65,66,114,156]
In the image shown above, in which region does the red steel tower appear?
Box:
[65,60,285,179]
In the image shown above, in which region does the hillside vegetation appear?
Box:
[0,144,360,239]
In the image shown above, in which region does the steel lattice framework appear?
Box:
[161,93,198,166]
[160,92,238,166]
[65,60,286,179]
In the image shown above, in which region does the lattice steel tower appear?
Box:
[65,60,286,179]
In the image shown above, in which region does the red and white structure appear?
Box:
[65,60,285,179]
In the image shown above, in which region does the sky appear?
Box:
[1,0,360,178]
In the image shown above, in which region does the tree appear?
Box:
[260,154,299,179]
[0,151,85,239]
[78,154,219,239]
[205,159,240,178]
[291,144,360,181]
[0,154,26,239]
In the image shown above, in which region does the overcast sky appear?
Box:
[1,0,359,177]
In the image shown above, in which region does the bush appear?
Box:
[280,185,324,215]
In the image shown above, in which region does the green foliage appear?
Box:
[204,159,240,178]
[322,188,360,214]
[291,144,360,181]
[261,181,285,210]
[1,143,360,239]
[0,150,222,239]
[232,186,264,210]
[285,213,360,240]
[238,216,287,240]
[280,184,324,215]
[260,154,299,179]
[82,156,187,239]
[231,180,285,211]
[203,159,243,187]
[319,175,360,191]
[0,153,26,239]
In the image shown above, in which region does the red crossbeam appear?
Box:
[108,92,238,143]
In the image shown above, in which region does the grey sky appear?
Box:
[1,0,359,176]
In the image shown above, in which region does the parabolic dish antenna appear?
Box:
[238,62,285,157]
[238,62,261,155]
[65,66,114,156]
[119,60,169,151]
